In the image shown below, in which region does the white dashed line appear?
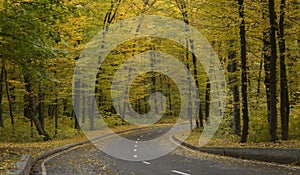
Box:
[137,138,140,141]
[134,155,138,158]
[142,161,151,165]
[136,141,138,144]
[171,170,191,175]
[134,145,137,147]
[140,135,143,138]
[134,149,137,152]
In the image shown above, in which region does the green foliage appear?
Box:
[0,116,79,142]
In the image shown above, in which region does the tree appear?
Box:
[278,0,290,140]
[238,0,249,143]
[227,40,241,135]
[268,0,278,142]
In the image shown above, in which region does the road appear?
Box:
[31,126,300,175]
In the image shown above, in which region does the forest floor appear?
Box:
[2,124,300,173]
[176,128,300,149]
[0,124,150,173]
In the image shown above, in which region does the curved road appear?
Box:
[31,126,299,175]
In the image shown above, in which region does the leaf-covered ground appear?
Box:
[176,129,300,149]
[0,124,148,173]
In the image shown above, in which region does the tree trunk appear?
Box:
[23,74,51,141]
[256,59,263,101]
[38,83,44,130]
[239,0,249,143]
[278,0,289,140]
[0,59,4,128]
[262,0,271,115]
[205,78,210,124]
[268,0,278,142]
[4,65,14,126]
[54,96,58,136]
[74,80,80,131]
[227,40,241,135]
[190,42,204,128]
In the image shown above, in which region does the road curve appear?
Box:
[31,126,300,175]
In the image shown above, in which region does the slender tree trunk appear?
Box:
[38,83,44,130]
[191,44,203,128]
[227,40,241,135]
[4,65,14,126]
[54,96,58,136]
[268,0,278,142]
[23,74,51,141]
[205,78,210,124]
[278,0,289,140]
[74,80,80,131]
[239,0,249,143]
[262,0,271,115]
[0,59,4,128]
[256,59,263,100]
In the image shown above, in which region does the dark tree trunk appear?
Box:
[190,43,203,128]
[23,74,51,141]
[74,80,80,131]
[262,0,271,115]
[256,59,263,100]
[268,0,278,142]
[205,78,210,124]
[0,59,4,128]
[227,40,241,135]
[38,83,44,130]
[62,98,68,116]
[4,65,14,126]
[54,96,58,136]
[238,0,249,143]
[278,0,289,140]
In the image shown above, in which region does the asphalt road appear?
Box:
[31,126,300,175]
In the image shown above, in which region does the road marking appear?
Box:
[134,149,137,152]
[136,141,138,143]
[137,138,140,141]
[142,161,151,165]
[134,145,138,147]
[147,132,152,135]
[140,135,143,138]
[171,170,191,175]
[134,155,138,158]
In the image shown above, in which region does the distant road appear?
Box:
[31,126,299,175]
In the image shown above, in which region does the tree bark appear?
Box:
[278,0,289,140]
[0,58,4,128]
[268,0,278,142]
[38,83,44,130]
[238,0,249,143]
[205,78,210,124]
[4,65,14,126]
[23,74,51,141]
[262,0,271,115]
[227,40,241,135]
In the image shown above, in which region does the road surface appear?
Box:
[31,126,300,175]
